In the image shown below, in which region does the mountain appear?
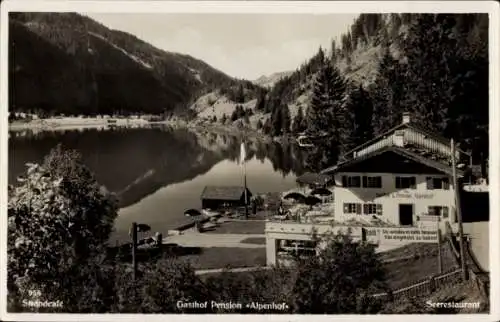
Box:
[8,12,260,117]
[253,71,294,88]
[256,13,488,161]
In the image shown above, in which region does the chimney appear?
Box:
[402,112,411,124]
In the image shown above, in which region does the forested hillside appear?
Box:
[258,13,489,170]
[8,12,261,117]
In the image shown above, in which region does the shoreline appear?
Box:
[8,117,297,145]
[8,117,175,132]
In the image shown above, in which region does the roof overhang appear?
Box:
[321,146,465,177]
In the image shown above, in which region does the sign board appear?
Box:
[363,227,439,244]
[375,192,434,199]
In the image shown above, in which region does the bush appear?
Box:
[114,259,211,313]
[7,144,118,312]
[289,234,387,313]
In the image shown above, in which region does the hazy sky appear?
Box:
[84,13,357,80]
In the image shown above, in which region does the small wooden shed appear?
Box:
[201,185,252,210]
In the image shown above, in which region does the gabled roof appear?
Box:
[342,122,470,159]
[321,145,464,177]
[201,186,250,200]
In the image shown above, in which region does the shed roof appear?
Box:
[201,186,249,200]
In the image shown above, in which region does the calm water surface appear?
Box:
[9,126,307,242]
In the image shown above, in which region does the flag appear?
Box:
[240,142,246,165]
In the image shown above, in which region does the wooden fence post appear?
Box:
[131,222,138,280]
[429,276,436,293]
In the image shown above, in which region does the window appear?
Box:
[363,176,382,188]
[396,176,416,189]
[342,176,361,187]
[343,203,361,214]
[363,203,382,215]
[428,206,449,218]
[426,177,450,190]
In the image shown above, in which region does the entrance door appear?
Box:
[399,204,414,226]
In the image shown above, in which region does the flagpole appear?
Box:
[243,140,248,219]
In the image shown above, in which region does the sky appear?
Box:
[84,13,358,80]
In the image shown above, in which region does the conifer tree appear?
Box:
[305,58,346,171]
[370,46,404,135]
[255,88,267,111]
[344,85,374,152]
[292,106,307,134]
[281,105,291,135]
[271,104,283,137]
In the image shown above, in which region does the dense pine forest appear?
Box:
[258,13,489,170]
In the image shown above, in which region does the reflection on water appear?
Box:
[9,125,308,242]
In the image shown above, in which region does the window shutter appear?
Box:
[443,206,449,218]
[377,177,382,188]
[443,178,450,190]
[411,177,416,189]
[376,204,382,215]
[362,176,367,187]
[343,203,349,213]
[428,206,436,216]
[363,204,368,214]
[426,177,433,190]
[342,176,347,187]
[356,204,362,215]
[395,177,400,189]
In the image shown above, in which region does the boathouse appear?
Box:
[201,185,252,210]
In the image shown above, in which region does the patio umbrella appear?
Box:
[310,187,332,197]
[283,192,307,202]
[305,195,322,206]
[184,208,202,217]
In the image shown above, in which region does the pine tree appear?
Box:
[305,58,346,171]
[370,46,404,135]
[271,105,283,137]
[236,84,245,103]
[255,88,267,111]
[292,106,306,134]
[281,105,291,135]
[344,85,374,152]
[400,14,454,132]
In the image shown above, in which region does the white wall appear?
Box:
[333,172,456,227]
[264,222,439,266]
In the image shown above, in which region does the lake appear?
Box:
[8,126,308,242]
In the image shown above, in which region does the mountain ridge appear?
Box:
[253,71,294,88]
[9,12,262,117]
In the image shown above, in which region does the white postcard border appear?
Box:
[0,1,498,321]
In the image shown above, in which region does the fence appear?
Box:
[371,269,462,300]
